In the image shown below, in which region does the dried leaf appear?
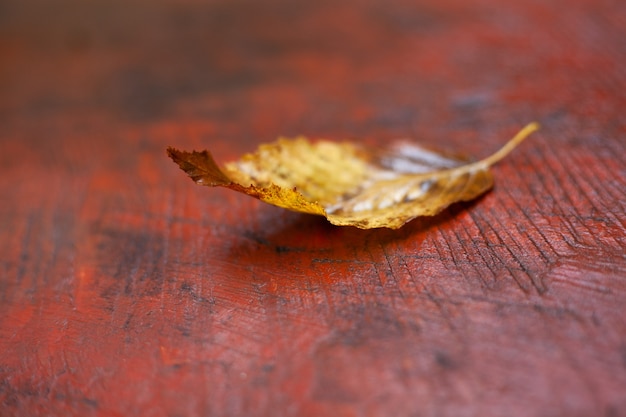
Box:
[167,122,539,229]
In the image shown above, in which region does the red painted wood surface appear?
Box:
[1,0,625,416]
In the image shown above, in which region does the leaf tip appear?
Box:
[166,146,189,164]
[166,146,232,186]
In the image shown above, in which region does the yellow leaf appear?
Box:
[167,122,539,229]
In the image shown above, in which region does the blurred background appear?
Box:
[2,0,581,145]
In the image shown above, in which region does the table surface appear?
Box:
[1,0,625,416]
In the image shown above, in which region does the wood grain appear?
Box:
[1,0,625,416]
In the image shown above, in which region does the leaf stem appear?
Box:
[420,122,540,181]
[480,122,540,167]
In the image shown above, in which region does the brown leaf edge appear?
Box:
[166,148,326,216]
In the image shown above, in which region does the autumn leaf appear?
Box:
[167,122,539,229]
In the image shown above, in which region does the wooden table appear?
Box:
[1,0,625,415]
